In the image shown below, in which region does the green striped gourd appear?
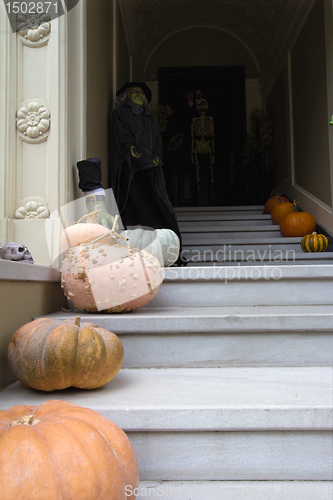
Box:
[300,232,328,252]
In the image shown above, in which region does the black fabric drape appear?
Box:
[109,102,185,264]
[110,103,176,225]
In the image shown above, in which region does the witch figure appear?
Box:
[109,81,185,265]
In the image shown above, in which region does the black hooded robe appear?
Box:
[109,102,183,251]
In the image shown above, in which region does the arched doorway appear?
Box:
[143,26,260,207]
[158,65,247,207]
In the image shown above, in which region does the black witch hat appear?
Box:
[116,82,152,103]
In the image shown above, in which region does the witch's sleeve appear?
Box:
[152,117,163,160]
[110,109,135,158]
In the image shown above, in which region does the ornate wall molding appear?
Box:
[15,197,50,220]
[134,0,289,71]
[16,102,51,143]
[17,13,51,46]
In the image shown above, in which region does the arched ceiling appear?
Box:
[134,0,294,70]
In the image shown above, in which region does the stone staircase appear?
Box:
[1,206,333,499]
[178,205,333,266]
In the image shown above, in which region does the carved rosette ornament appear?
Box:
[15,199,50,220]
[16,102,51,141]
[17,13,51,43]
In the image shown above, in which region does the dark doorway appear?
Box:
[158,66,247,207]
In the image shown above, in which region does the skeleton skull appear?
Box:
[1,242,34,263]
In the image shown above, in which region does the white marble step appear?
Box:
[182,236,303,248]
[175,205,265,212]
[1,367,332,480]
[176,209,264,221]
[179,218,274,227]
[45,305,333,368]
[175,203,333,266]
[186,252,333,265]
[152,265,333,308]
[177,213,271,222]
[181,224,281,236]
[180,238,309,265]
[179,217,275,227]
[136,481,333,499]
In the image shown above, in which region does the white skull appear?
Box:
[1,242,34,263]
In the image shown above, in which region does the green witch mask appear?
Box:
[127,86,145,106]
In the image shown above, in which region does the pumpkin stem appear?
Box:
[293,201,300,212]
[90,216,128,245]
[11,415,40,426]
[76,209,101,224]
[74,316,81,327]
[111,215,119,232]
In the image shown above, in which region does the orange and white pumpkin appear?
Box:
[61,243,163,313]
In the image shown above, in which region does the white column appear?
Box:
[0,2,86,266]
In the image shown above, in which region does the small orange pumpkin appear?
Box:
[7,316,124,391]
[264,195,289,214]
[0,400,139,500]
[280,211,316,237]
[271,200,294,225]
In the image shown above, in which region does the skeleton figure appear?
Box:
[1,242,34,263]
[191,98,215,199]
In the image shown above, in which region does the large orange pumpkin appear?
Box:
[264,195,289,214]
[7,317,124,391]
[280,211,316,237]
[0,400,139,500]
[271,200,294,225]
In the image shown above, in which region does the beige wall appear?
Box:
[290,0,331,206]
[118,10,131,87]
[86,0,114,187]
[0,280,66,389]
[86,0,132,188]
[145,27,259,81]
[266,67,289,187]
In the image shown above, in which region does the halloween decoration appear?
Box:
[301,232,328,252]
[76,158,117,229]
[1,242,34,263]
[108,82,184,265]
[0,400,139,500]
[190,95,215,200]
[7,316,124,391]
[242,109,274,204]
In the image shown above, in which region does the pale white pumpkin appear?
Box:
[119,228,179,266]
[61,243,163,313]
